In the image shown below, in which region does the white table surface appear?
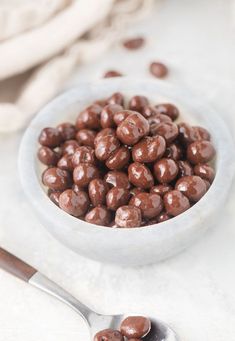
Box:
[0,0,235,340]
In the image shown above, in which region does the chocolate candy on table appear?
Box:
[57,122,76,141]
[105,171,130,189]
[101,104,123,128]
[149,62,168,78]
[115,206,142,228]
[59,189,89,217]
[106,187,130,211]
[175,175,207,202]
[120,316,151,339]
[104,70,123,78]
[38,92,216,228]
[129,95,149,114]
[42,167,71,191]
[76,129,96,147]
[88,179,109,207]
[187,140,216,164]
[73,163,100,187]
[194,164,215,183]
[72,146,96,166]
[76,104,102,130]
[117,112,150,145]
[37,146,60,166]
[130,192,163,219]
[132,135,166,163]
[122,37,145,50]
[154,103,180,121]
[85,207,111,226]
[128,162,154,189]
[164,190,190,216]
[154,158,179,184]
[94,329,124,341]
[39,127,62,148]
[106,146,130,170]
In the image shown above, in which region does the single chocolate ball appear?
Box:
[148,113,172,136]
[103,70,123,78]
[128,95,149,114]
[76,129,96,148]
[59,189,89,217]
[117,112,149,145]
[38,127,62,148]
[187,141,216,164]
[72,146,96,167]
[94,329,124,341]
[57,122,76,141]
[73,163,100,187]
[106,187,130,210]
[106,146,130,170]
[164,190,190,216]
[88,179,109,207]
[115,206,142,228]
[154,103,179,121]
[150,62,168,78]
[105,171,130,188]
[150,184,172,197]
[76,104,102,130]
[42,167,71,191]
[85,207,111,226]
[128,162,154,189]
[193,126,211,141]
[57,154,74,171]
[61,139,80,155]
[194,164,215,183]
[153,122,178,145]
[37,146,60,166]
[100,104,123,128]
[107,92,124,106]
[175,175,207,202]
[95,134,120,161]
[113,110,132,126]
[94,128,116,146]
[120,316,151,339]
[130,192,163,219]
[132,135,166,163]
[154,158,179,184]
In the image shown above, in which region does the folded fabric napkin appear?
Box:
[0,0,153,133]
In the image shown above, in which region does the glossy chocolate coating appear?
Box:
[57,122,76,141]
[148,113,172,136]
[106,187,130,210]
[130,192,163,219]
[154,158,179,184]
[48,191,61,206]
[115,206,142,228]
[178,160,194,177]
[37,146,60,166]
[165,143,183,161]
[123,37,145,50]
[193,126,211,141]
[150,62,168,78]
[107,92,124,106]
[42,167,71,191]
[164,190,190,216]
[187,141,216,164]
[57,154,74,171]
[76,129,96,147]
[106,146,130,170]
[85,207,111,226]
[94,329,124,341]
[175,175,207,202]
[95,135,120,161]
[104,70,123,78]
[61,139,80,155]
[120,316,151,339]
[194,164,215,183]
[128,162,154,189]
[153,122,179,145]
[76,104,102,130]
[132,135,166,163]
[72,146,96,166]
[117,112,150,145]
[101,104,123,128]
[59,189,89,217]
[150,184,172,197]
[94,128,116,146]
[178,123,197,145]
[105,171,130,188]
[73,163,100,187]
[128,95,149,114]
[113,110,131,126]
[88,179,109,207]
[38,127,62,148]
[154,103,179,121]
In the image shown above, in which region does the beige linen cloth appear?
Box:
[0,0,154,133]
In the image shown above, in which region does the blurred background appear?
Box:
[0,1,235,340]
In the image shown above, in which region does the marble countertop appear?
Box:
[0,0,235,340]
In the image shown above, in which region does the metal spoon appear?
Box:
[0,247,178,340]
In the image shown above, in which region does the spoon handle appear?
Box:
[0,247,37,282]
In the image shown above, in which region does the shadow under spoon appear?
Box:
[0,247,178,340]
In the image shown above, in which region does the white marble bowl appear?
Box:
[18,78,235,266]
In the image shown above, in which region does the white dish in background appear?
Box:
[18,78,235,266]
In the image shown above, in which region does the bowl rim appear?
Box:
[18,77,235,238]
